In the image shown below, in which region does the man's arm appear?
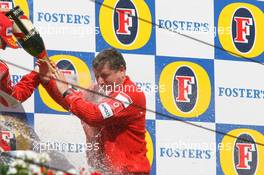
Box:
[0,61,39,103]
[45,69,133,125]
[37,59,134,125]
[63,89,133,126]
[11,71,40,102]
[40,78,69,110]
[37,59,69,110]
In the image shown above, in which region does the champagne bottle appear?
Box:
[5,6,48,60]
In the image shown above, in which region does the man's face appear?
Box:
[93,62,125,91]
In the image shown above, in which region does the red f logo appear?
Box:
[236,143,255,169]
[116,8,135,35]
[176,76,195,102]
[234,17,253,43]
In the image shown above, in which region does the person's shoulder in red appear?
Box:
[0,60,40,104]
[0,60,12,94]
[0,60,9,78]
[122,75,146,110]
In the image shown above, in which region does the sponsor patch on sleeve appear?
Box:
[98,92,133,119]
[98,102,114,119]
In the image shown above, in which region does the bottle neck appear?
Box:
[37,50,49,60]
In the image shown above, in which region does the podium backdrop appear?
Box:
[1,0,264,174]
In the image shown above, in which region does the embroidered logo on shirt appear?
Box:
[115,92,133,108]
[98,102,114,119]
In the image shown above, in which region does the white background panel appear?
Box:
[156,120,216,175]
[34,0,95,52]
[1,48,35,113]
[155,0,214,59]
[34,114,88,170]
[215,60,264,125]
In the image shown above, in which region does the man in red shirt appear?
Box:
[39,48,151,174]
[0,12,39,107]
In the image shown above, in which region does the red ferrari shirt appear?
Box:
[0,60,40,106]
[63,76,150,174]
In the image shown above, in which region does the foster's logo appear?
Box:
[174,66,197,113]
